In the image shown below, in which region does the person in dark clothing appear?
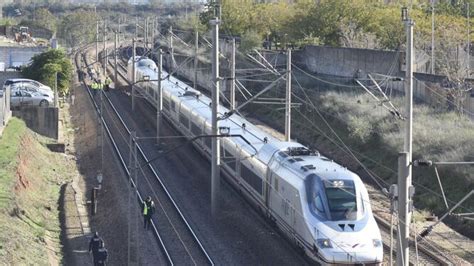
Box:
[89,232,104,265]
[142,196,156,230]
[96,242,108,266]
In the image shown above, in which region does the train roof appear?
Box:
[135,58,359,185]
[160,69,282,156]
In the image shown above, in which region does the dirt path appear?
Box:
[60,48,164,265]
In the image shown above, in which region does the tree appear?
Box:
[58,10,97,48]
[33,8,56,33]
[240,29,262,53]
[22,49,73,95]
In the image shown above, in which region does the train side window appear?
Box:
[274,176,278,192]
[179,112,189,128]
[170,100,176,112]
[191,123,201,136]
[205,136,211,149]
[221,146,236,170]
[241,164,263,195]
[163,98,169,110]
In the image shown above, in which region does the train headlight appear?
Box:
[316,239,332,249]
[372,239,382,248]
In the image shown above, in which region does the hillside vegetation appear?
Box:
[0,118,74,264]
[250,86,474,237]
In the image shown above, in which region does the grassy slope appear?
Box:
[0,118,73,264]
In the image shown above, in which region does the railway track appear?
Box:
[76,45,214,266]
[108,44,454,265]
[374,215,451,265]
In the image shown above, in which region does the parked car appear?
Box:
[10,90,53,108]
[4,78,53,95]
[10,82,54,98]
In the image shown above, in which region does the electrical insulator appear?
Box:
[413,159,433,167]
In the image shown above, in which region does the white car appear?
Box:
[10,82,54,98]
[10,90,53,108]
[4,78,54,97]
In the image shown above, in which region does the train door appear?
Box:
[265,155,279,209]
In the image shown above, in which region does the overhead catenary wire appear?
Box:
[153,27,470,260]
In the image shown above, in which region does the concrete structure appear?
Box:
[0,46,46,68]
[13,107,59,139]
[0,85,12,136]
[293,46,402,78]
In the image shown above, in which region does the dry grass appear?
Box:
[250,87,473,236]
[317,91,474,235]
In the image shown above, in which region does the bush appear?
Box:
[22,49,73,95]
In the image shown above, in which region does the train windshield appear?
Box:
[324,180,357,221]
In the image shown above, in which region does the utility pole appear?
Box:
[132,39,136,111]
[118,17,121,44]
[194,28,199,90]
[230,38,236,110]
[103,48,107,76]
[54,72,58,108]
[169,26,174,75]
[431,0,435,74]
[135,17,138,39]
[398,8,414,266]
[114,32,118,86]
[96,21,99,62]
[468,3,471,77]
[103,20,106,51]
[145,17,148,49]
[127,131,138,265]
[157,49,163,146]
[151,18,155,50]
[210,17,221,217]
[103,21,107,75]
[284,49,292,142]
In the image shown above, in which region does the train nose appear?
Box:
[318,239,383,264]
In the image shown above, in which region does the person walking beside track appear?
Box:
[142,196,155,230]
[96,242,108,266]
[89,232,104,265]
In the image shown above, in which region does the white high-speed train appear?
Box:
[128,56,383,265]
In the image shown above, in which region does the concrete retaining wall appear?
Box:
[13,106,58,139]
[292,46,401,78]
[163,42,474,118]
[0,46,46,68]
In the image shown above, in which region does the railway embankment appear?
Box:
[0,117,74,264]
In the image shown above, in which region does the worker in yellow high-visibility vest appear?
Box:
[97,80,103,90]
[142,196,155,230]
[104,77,112,91]
[91,81,98,95]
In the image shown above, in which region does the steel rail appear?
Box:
[75,46,173,265]
[103,52,214,265]
[374,214,451,265]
